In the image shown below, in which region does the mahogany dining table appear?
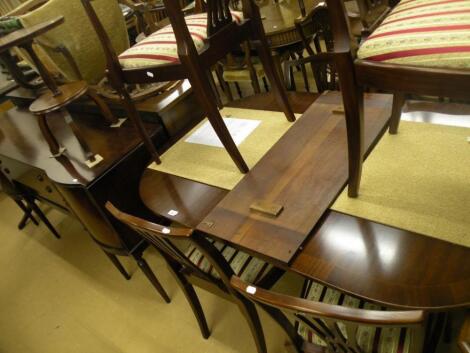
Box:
[139,91,470,311]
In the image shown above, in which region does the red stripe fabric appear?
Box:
[368,24,470,40]
[392,0,466,15]
[119,53,179,62]
[383,9,470,25]
[362,45,470,61]
[135,40,177,47]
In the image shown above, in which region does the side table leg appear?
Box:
[37,114,66,157]
[62,111,97,163]
[86,89,120,126]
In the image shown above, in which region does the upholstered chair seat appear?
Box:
[357,0,470,68]
[119,11,244,68]
[185,238,273,283]
[298,280,412,353]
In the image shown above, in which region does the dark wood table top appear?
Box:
[0,17,64,53]
[140,92,470,309]
[198,92,391,265]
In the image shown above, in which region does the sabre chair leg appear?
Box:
[235,295,268,353]
[389,93,406,135]
[166,260,210,339]
[256,41,295,122]
[120,92,162,165]
[133,252,171,303]
[37,114,65,157]
[336,54,364,198]
[86,89,119,125]
[104,251,131,280]
[183,57,248,173]
[27,198,61,239]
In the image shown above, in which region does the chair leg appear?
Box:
[235,82,243,99]
[119,92,161,165]
[27,199,61,239]
[389,93,405,135]
[235,295,268,353]
[335,54,364,198]
[182,57,248,173]
[215,65,233,102]
[166,261,210,339]
[255,39,296,122]
[262,77,269,92]
[14,199,38,229]
[206,69,223,109]
[104,251,131,280]
[132,252,171,303]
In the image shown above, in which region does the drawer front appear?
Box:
[0,156,68,209]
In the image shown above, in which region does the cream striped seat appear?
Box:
[357,0,470,68]
[298,280,412,353]
[119,11,244,69]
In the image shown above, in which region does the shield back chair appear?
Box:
[0,170,61,238]
[105,201,285,353]
[81,0,296,172]
[231,276,427,353]
[323,0,470,197]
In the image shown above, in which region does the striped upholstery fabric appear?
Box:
[119,11,244,69]
[298,281,412,353]
[357,0,470,68]
[185,239,273,283]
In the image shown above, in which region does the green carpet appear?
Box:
[332,121,470,248]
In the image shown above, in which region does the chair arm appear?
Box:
[105,201,194,238]
[6,0,47,17]
[231,276,425,326]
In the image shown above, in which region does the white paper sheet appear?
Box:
[185,117,261,147]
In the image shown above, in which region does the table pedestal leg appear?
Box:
[62,111,96,163]
[37,114,66,157]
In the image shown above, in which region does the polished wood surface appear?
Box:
[140,92,470,310]
[292,211,470,310]
[198,92,391,264]
[139,92,317,228]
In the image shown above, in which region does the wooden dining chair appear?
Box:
[231,275,427,353]
[81,0,295,173]
[105,201,284,353]
[0,170,61,238]
[284,3,337,93]
[325,0,470,197]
